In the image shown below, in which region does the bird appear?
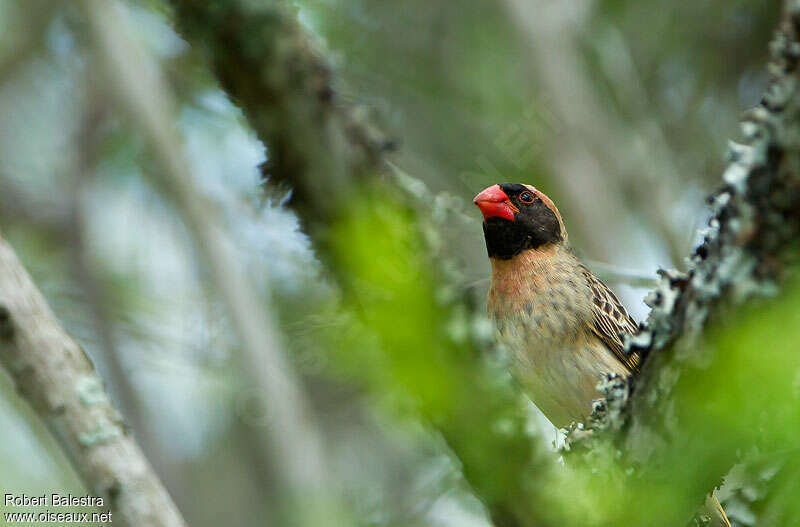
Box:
[473,182,730,527]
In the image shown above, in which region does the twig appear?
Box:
[0,235,187,527]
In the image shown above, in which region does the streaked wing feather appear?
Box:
[581,265,641,372]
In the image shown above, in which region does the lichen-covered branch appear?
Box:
[171,0,390,228]
[566,1,800,522]
[168,2,562,527]
[599,0,800,442]
[0,235,187,527]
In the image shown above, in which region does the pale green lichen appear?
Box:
[75,374,110,407]
[79,417,122,447]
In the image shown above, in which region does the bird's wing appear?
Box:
[580,265,641,372]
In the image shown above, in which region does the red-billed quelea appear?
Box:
[473,183,730,527]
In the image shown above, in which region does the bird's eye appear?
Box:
[519,191,535,204]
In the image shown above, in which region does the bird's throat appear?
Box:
[483,218,539,259]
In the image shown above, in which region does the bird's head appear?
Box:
[473,183,566,260]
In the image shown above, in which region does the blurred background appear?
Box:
[0,0,782,526]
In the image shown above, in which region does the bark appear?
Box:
[0,235,186,527]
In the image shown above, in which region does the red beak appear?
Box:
[473,184,516,222]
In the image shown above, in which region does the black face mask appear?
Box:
[482,183,562,259]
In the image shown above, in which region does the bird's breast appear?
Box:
[487,253,628,428]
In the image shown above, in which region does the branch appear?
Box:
[0,235,186,527]
[169,0,390,227]
[167,2,563,527]
[611,0,800,442]
[564,1,800,522]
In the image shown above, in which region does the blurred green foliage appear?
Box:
[0,0,796,526]
[325,191,555,525]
